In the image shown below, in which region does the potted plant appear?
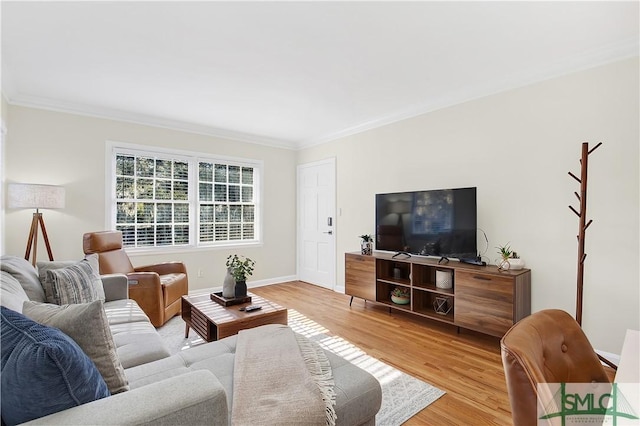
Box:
[496,243,525,271]
[226,254,255,297]
[359,234,374,255]
[390,286,410,305]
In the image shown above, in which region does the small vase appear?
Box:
[235,280,247,298]
[393,267,402,279]
[222,269,236,298]
[508,258,525,270]
[497,258,511,271]
[361,240,373,255]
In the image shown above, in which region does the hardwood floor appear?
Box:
[251,281,514,425]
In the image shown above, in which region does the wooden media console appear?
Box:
[345,252,531,337]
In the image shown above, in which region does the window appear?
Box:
[108,142,261,250]
[198,161,256,243]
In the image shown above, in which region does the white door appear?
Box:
[297,158,336,290]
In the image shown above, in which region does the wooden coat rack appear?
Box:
[568,141,615,369]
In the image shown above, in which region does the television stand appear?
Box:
[460,257,487,266]
[392,251,412,259]
[345,252,531,337]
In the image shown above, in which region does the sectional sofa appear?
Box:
[0,255,382,425]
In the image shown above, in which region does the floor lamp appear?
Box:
[8,183,65,266]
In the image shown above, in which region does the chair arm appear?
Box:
[135,261,187,276]
[125,272,164,327]
[22,371,228,425]
[125,271,162,288]
[100,274,129,301]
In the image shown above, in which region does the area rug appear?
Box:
[158,309,445,425]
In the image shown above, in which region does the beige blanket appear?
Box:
[231,325,336,426]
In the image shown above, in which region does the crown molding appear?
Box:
[4,37,637,152]
[297,37,640,149]
[5,94,298,150]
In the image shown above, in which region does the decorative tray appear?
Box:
[210,292,252,307]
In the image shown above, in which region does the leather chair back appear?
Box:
[83,231,135,274]
[500,309,610,426]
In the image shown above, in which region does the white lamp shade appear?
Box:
[7,183,65,209]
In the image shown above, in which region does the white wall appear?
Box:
[3,106,297,288]
[2,58,637,354]
[1,95,8,255]
[297,57,640,355]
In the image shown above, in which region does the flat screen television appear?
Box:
[375,187,477,259]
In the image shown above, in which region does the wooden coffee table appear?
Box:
[181,292,288,342]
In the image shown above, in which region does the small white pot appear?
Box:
[508,258,525,270]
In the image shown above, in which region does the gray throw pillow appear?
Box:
[1,255,46,302]
[23,300,129,394]
[37,254,101,285]
[1,271,30,313]
[40,257,105,305]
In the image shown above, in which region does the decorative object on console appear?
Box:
[7,183,65,266]
[496,243,524,271]
[433,296,452,315]
[435,269,453,289]
[393,266,403,279]
[506,257,525,270]
[390,286,410,305]
[226,254,255,298]
[359,234,373,255]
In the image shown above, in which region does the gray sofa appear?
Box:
[0,255,382,425]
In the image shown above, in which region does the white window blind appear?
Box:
[198,161,256,243]
[108,142,261,250]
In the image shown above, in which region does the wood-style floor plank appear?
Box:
[251,281,513,425]
[252,281,615,425]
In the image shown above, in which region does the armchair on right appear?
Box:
[83,230,188,327]
[500,309,610,426]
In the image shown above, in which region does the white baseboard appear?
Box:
[189,275,298,295]
[248,275,298,289]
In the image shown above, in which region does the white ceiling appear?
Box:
[2,1,638,150]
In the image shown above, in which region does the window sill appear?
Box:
[126,241,263,257]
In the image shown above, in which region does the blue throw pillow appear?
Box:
[0,306,110,426]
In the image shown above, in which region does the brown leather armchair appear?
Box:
[83,231,188,327]
[500,309,610,426]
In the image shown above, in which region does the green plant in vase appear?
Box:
[226,254,255,297]
[496,243,523,271]
[390,286,410,305]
